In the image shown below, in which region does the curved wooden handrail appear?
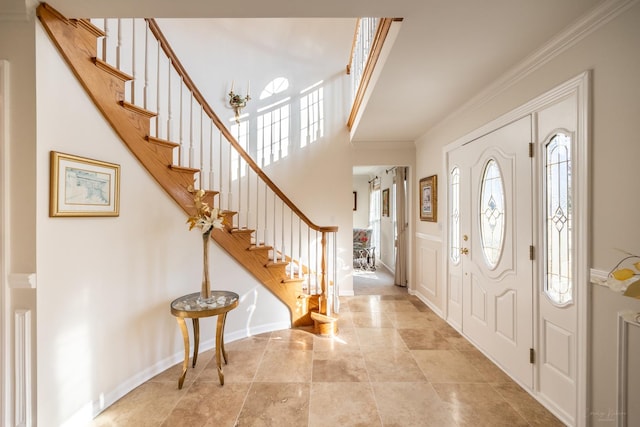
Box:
[347,17,400,130]
[147,19,336,234]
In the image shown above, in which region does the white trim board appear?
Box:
[1,58,10,427]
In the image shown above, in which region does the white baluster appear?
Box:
[199,107,204,189]
[209,122,214,190]
[131,19,136,105]
[227,134,232,216]
[116,19,122,70]
[167,61,172,141]
[298,218,303,280]
[178,79,183,165]
[188,93,194,168]
[219,132,223,205]
[290,210,294,277]
[143,21,150,111]
[155,41,161,138]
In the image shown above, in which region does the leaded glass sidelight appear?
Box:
[450,167,461,263]
[479,159,505,269]
[545,133,572,305]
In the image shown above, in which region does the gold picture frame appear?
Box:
[50,151,120,217]
[382,188,389,217]
[419,175,437,222]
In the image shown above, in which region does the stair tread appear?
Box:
[249,245,272,251]
[169,164,200,174]
[146,135,179,148]
[119,100,156,118]
[93,57,133,81]
[267,260,289,268]
[231,228,254,234]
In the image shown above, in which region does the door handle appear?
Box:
[460,247,469,255]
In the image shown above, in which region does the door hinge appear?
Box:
[530,348,535,364]
[529,245,535,260]
[528,142,534,158]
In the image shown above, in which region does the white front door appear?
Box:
[450,115,534,388]
[446,75,587,426]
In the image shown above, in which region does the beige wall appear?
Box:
[414,3,640,424]
[1,15,38,425]
[352,175,370,229]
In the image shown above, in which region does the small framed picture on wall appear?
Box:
[419,175,437,222]
[382,188,389,217]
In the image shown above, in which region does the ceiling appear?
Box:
[16,0,604,143]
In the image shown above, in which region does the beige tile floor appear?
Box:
[92,268,564,426]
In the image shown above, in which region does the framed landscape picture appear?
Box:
[419,175,437,222]
[50,151,120,217]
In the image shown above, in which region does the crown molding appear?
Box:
[427,0,638,140]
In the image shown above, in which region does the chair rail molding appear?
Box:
[8,274,37,289]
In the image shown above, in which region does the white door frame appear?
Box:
[1,58,10,427]
[441,71,590,426]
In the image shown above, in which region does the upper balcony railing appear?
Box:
[346,17,398,130]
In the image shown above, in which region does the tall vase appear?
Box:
[200,230,212,302]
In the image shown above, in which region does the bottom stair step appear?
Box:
[310,311,339,337]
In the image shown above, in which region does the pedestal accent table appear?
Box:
[170,291,239,388]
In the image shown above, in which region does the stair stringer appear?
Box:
[36,3,316,328]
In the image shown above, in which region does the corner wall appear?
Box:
[1,14,38,426]
[414,3,640,425]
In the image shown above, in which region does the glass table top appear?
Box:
[171,291,239,314]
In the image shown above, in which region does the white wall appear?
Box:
[352,175,369,229]
[413,3,640,425]
[35,22,291,426]
[0,15,38,425]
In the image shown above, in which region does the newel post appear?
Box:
[319,230,328,315]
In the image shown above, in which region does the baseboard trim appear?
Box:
[63,320,291,426]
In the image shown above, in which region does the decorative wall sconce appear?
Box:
[228,81,250,123]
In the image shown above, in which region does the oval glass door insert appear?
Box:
[479,159,505,268]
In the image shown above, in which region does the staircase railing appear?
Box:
[92,17,339,316]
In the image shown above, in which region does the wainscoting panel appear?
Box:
[14,309,32,427]
[415,234,443,314]
[618,311,640,427]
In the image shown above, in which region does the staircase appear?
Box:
[37,3,339,333]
